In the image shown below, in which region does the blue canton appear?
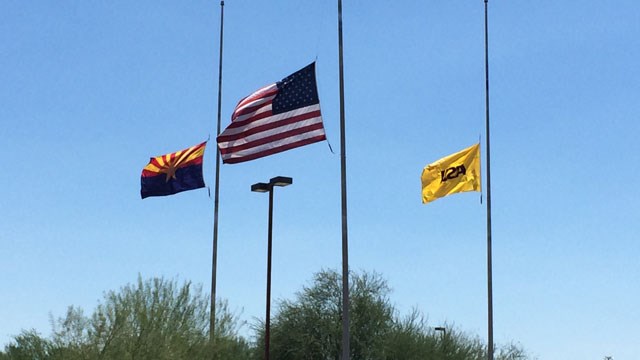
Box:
[273,63,319,114]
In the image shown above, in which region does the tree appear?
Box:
[253,269,395,360]
[257,269,531,360]
[0,330,53,360]
[2,271,531,360]
[86,276,211,359]
[1,276,251,360]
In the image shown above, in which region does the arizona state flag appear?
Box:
[141,142,206,199]
[421,143,481,204]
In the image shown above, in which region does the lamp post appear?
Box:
[435,327,446,356]
[251,176,293,360]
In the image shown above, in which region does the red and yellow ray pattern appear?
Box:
[142,142,206,182]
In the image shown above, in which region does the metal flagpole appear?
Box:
[210,0,225,349]
[337,0,350,359]
[483,1,494,359]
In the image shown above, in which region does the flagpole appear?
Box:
[337,0,350,359]
[483,1,494,359]
[210,0,224,350]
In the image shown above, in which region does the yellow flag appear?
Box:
[421,143,481,204]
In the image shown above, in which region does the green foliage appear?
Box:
[384,309,439,359]
[1,271,531,360]
[256,269,532,360]
[210,300,252,360]
[1,330,53,360]
[0,276,250,360]
[87,276,210,359]
[496,343,530,360]
[256,269,430,359]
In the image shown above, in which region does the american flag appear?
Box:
[216,63,326,164]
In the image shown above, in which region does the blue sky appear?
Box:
[1,1,639,359]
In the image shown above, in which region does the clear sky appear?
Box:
[1,1,639,359]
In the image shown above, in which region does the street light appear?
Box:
[435,327,446,355]
[251,176,293,360]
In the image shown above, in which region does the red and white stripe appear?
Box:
[217,84,326,164]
